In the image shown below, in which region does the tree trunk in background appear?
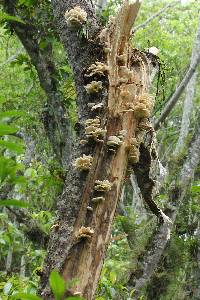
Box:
[3,0,72,167]
[174,15,200,155]
[127,114,200,298]
[96,0,108,12]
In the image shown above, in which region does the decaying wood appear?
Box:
[39,0,165,299]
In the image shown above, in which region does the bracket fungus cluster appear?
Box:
[128,137,140,164]
[84,81,103,94]
[94,180,112,192]
[73,154,93,171]
[64,6,87,28]
[91,196,105,203]
[78,226,94,239]
[85,117,106,140]
[134,93,154,119]
[107,135,123,151]
[86,62,108,77]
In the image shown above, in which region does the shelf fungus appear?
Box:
[94,180,112,192]
[91,196,105,203]
[86,62,108,77]
[84,81,102,94]
[85,118,106,140]
[73,154,93,171]
[134,93,154,119]
[90,102,104,111]
[107,135,123,151]
[64,6,87,28]
[118,66,135,83]
[128,138,140,164]
[78,226,94,239]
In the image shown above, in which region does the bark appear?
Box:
[174,16,200,155]
[3,1,72,167]
[154,51,200,130]
[127,116,200,298]
[38,1,163,299]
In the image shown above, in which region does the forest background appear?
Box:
[0,0,200,299]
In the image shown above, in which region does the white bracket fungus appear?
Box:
[84,81,103,94]
[73,154,93,171]
[107,135,123,151]
[85,118,106,140]
[91,196,105,203]
[64,6,87,28]
[86,62,108,77]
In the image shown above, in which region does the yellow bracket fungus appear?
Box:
[78,226,94,239]
[94,180,112,192]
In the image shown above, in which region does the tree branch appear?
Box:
[154,52,200,130]
[174,16,200,155]
[134,1,180,32]
[128,113,200,298]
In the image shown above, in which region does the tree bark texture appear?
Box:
[38,1,164,299]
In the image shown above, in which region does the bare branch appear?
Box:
[134,1,180,32]
[154,52,200,130]
[174,16,200,155]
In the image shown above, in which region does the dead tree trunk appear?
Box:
[39,1,164,299]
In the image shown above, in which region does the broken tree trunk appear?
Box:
[39,1,163,299]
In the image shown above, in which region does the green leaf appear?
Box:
[65,297,85,300]
[11,293,42,300]
[0,140,24,154]
[18,0,37,8]
[0,110,26,119]
[49,270,65,300]
[0,12,25,24]
[0,124,18,136]
[191,185,200,193]
[109,271,117,284]
[0,199,29,208]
